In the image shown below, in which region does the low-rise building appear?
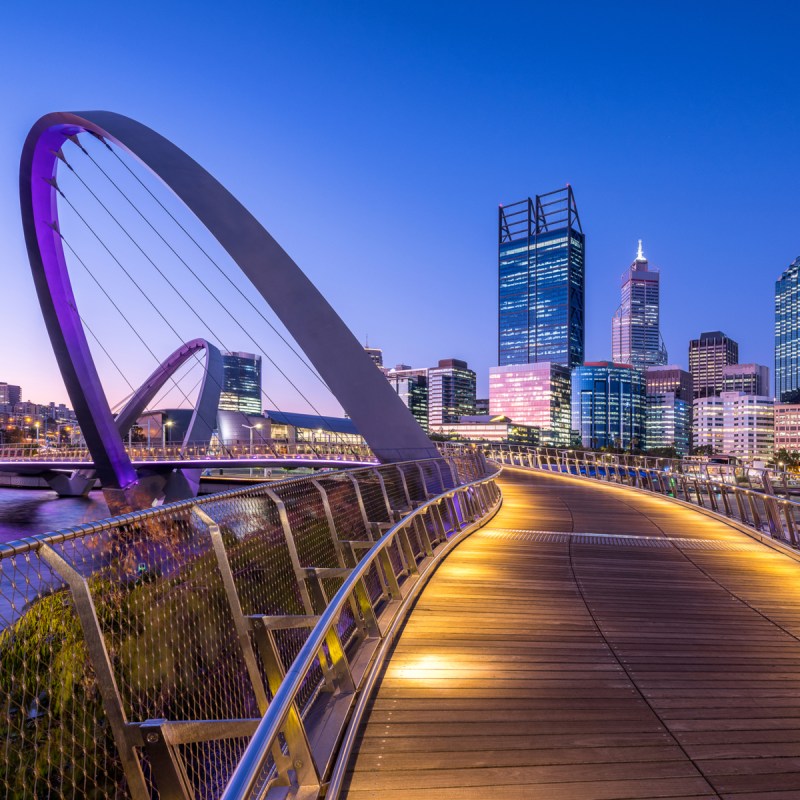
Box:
[430,414,539,445]
[774,403,800,454]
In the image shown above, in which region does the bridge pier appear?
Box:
[42,469,95,497]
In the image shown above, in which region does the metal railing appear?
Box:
[0,440,376,463]
[486,444,800,548]
[0,449,496,799]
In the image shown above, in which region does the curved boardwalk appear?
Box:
[342,467,800,800]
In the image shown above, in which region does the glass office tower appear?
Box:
[571,362,646,450]
[611,241,667,368]
[428,359,476,427]
[688,332,739,399]
[775,257,800,402]
[498,187,585,368]
[219,351,263,415]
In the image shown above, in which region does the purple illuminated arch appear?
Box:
[20,112,437,507]
[114,338,223,448]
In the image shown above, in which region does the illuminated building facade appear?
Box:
[645,365,693,401]
[219,351,263,415]
[430,414,540,445]
[0,383,21,408]
[611,241,667,368]
[693,396,724,454]
[721,363,770,396]
[427,359,476,427]
[571,362,646,450]
[645,393,691,455]
[689,331,739,399]
[774,403,800,454]
[498,187,585,368]
[775,257,800,401]
[488,362,571,446]
[720,392,774,463]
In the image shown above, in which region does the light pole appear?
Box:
[243,423,263,476]
[34,421,40,446]
[162,419,173,452]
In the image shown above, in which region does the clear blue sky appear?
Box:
[1,1,798,414]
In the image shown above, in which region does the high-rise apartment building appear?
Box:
[689,331,739,399]
[611,241,667,368]
[219,352,262,415]
[385,365,429,432]
[721,364,770,396]
[645,366,693,401]
[775,257,800,402]
[0,383,21,407]
[498,187,585,368]
[571,362,646,450]
[488,362,572,446]
[428,359,476,427]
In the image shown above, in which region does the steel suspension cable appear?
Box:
[65,140,360,454]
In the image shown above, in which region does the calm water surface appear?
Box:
[0,488,111,543]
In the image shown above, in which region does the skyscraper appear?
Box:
[611,241,667,368]
[571,362,646,450]
[364,346,384,369]
[385,365,429,432]
[498,187,585,368]
[688,331,739,399]
[775,257,800,402]
[645,366,693,401]
[219,351,262,415]
[0,383,21,407]
[428,359,476,427]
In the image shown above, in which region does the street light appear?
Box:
[34,421,40,446]
[162,419,173,451]
[243,423,264,476]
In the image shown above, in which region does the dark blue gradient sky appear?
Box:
[1,1,798,412]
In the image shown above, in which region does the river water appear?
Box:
[0,488,110,544]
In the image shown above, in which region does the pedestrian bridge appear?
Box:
[342,466,800,799]
[5,450,800,800]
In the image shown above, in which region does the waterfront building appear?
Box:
[385,365,429,432]
[775,257,800,401]
[645,393,691,455]
[645,365,693,401]
[720,392,774,463]
[611,241,667,368]
[0,383,21,407]
[216,409,364,448]
[721,364,770,396]
[219,352,262,415]
[498,187,585,368]
[571,362,646,450]
[430,414,540,445]
[774,403,800,455]
[689,331,739,399]
[488,362,572,446]
[693,396,724,454]
[428,359,476,427]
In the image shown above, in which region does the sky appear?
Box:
[1,0,799,416]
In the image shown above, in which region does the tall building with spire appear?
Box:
[611,241,667,369]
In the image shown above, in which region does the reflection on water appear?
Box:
[0,488,110,543]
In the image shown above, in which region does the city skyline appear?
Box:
[0,2,797,412]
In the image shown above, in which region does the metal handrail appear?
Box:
[221,467,502,800]
[485,444,800,549]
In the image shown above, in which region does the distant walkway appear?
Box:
[342,467,800,799]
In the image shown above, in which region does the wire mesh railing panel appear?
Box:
[315,474,369,544]
[355,473,391,525]
[51,508,258,727]
[0,552,124,800]
[178,737,254,800]
[419,461,444,496]
[380,469,409,514]
[273,483,338,576]
[398,463,426,502]
[203,493,306,619]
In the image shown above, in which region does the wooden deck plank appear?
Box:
[341,468,800,799]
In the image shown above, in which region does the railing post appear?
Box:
[264,488,315,614]
[39,545,150,800]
